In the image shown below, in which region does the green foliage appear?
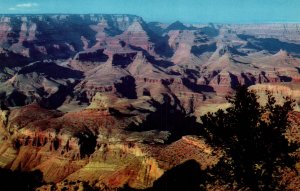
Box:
[200,85,298,190]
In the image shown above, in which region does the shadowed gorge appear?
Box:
[0,168,44,191]
[238,34,300,54]
[127,98,200,143]
[77,49,109,62]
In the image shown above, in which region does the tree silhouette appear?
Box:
[200,85,298,190]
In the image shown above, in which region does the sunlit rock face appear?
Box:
[2,15,300,112]
[1,14,300,190]
[0,103,219,189]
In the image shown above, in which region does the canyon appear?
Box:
[1,14,300,190]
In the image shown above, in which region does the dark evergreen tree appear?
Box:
[200,85,298,190]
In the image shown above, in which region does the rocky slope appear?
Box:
[1,15,300,112]
[0,101,219,190]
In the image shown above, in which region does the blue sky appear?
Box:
[0,0,300,23]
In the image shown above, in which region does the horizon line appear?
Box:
[1,13,300,25]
